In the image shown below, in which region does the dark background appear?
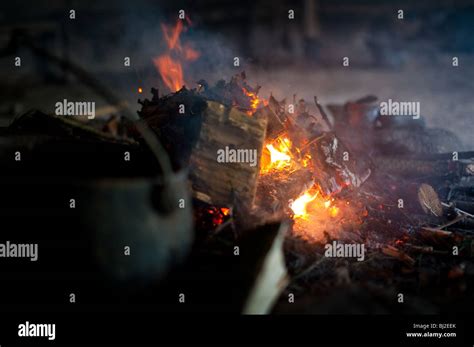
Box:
[1,0,474,145]
[0,1,473,344]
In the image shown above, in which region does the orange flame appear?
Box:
[243,88,260,113]
[260,135,311,174]
[329,205,339,217]
[290,185,339,221]
[183,44,200,61]
[260,137,294,173]
[290,190,318,219]
[162,21,183,50]
[154,20,200,92]
[153,54,184,92]
[267,144,291,163]
[242,87,267,115]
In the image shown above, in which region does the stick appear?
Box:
[314,96,332,130]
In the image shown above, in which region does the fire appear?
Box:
[289,185,337,221]
[267,144,291,162]
[183,45,200,61]
[207,207,231,226]
[260,137,294,173]
[242,87,262,114]
[329,206,339,217]
[290,190,318,219]
[154,19,200,92]
[162,20,183,50]
[258,129,348,240]
[242,85,268,115]
[154,54,184,92]
[284,180,365,243]
[260,132,313,174]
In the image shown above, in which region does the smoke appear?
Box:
[6,0,469,147]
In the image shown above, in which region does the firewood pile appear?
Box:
[3,71,473,313]
[137,71,474,313]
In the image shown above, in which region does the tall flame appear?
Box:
[162,20,183,50]
[154,55,184,92]
[153,19,200,92]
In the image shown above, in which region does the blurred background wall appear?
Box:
[1,0,473,146]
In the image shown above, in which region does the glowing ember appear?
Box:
[153,19,200,92]
[138,87,143,94]
[207,207,231,226]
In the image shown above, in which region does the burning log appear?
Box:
[138,74,270,207]
[189,100,267,206]
[198,71,265,114]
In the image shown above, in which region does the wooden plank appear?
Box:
[189,101,267,206]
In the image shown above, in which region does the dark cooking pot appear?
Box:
[76,170,193,281]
